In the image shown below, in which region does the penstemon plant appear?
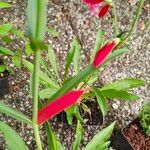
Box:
[0,0,146,150]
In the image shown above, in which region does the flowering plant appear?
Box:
[0,0,146,150]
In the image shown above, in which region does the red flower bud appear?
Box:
[98,4,110,18]
[93,38,120,68]
[38,90,83,125]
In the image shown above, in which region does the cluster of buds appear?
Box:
[83,0,113,18]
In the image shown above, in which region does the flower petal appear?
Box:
[38,90,84,125]
[98,4,110,18]
[84,0,103,4]
[93,38,120,68]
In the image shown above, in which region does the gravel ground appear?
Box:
[0,0,150,149]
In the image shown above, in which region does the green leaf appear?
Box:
[0,24,12,36]
[64,39,76,79]
[92,87,108,116]
[0,102,32,124]
[22,59,60,89]
[12,51,22,68]
[65,105,83,125]
[39,88,58,99]
[90,29,104,62]
[101,89,139,100]
[11,28,26,41]
[48,45,60,83]
[0,2,12,8]
[0,122,29,150]
[85,121,115,150]
[25,43,33,56]
[73,39,81,75]
[0,46,14,56]
[73,121,84,150]
[101,78,145,91]
[96,141,110,150]
[45,122,58,150]
[2,36,14,43]
[103,48,129,65]
[0,65,6,73]
[27,0,47,42]
[47,27,59,37]
[50,65,94,101]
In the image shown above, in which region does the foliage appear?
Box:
[139,103,150,136]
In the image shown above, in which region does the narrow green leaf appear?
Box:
[90,29,104,62]
[0,24,12,36]
[96,141,110,150]
[0,65,6,73]
[0,122,29,150]
[48,45,60,83]
[103,48,129,65]
[47,27,59,37]
[0,2,12,8]
[92,87,108,116]
[85,121,115,150]
[39,88,58,99]
[12,51,22,68]
[0,102,32,124]
[27,0,47,42]
[73,39,81,75]
[0,46,14,56]
[101,89,139,100]
[101,78,145,91]
[25,43,33,56]
[64,40,76,79]
[11,28,26,41]
[50,65,94,101]
[45,122,58,150]
[22,59,60,89]
[73,121,84,150]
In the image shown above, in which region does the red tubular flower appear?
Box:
[98,4,110,18]
[93,38,120,68]
[38,90,84,125]
[84,0,103,4]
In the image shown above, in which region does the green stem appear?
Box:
[112,1,120,36]
[124,0,145,41]
[32,49,42,150]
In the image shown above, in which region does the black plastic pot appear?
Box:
[0,76,9,98]
[111,130,134,150]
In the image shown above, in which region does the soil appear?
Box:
[124,119,150,150]
[57,101,104,126]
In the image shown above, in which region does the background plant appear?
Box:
[139,103,150,136]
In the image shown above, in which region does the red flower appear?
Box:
[84,0,103,4]
[38,90,84,125]
[93,38,120,68]
[83,0,112,18]
[98,4,110,18]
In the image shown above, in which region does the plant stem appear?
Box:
[112,0,120,36]
[124,0,145,41]
[32,49,42,150]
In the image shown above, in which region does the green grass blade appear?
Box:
[0,46,14,56]
[90,29,104,63]
[64,39,76,79]
[92,87,108,116]
[101,89,139,100]
[50,65,94,101]
[0,122,29,150]
[0,2,12,8]
[85,121,115,150]
[73,39,81,75]
[0,102,32,125]
[101,78,145,91]
[47,27,59,37]
[0,24,12,36]
[73,121,84,150]
[47,45,61,84]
